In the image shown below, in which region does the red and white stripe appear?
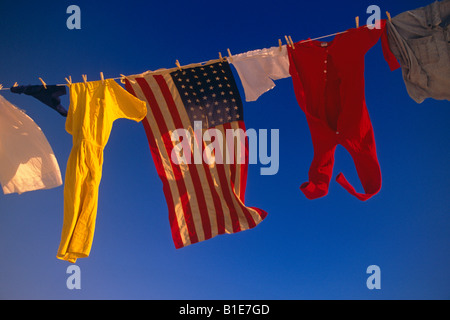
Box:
[124,69,267,248]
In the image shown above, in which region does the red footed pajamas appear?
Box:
[288,20,400,201]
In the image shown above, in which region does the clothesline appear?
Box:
[0,76,124,91]
[0,21,376,91]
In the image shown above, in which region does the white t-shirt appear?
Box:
[229,45,291,102]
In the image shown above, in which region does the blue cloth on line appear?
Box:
[10,85,68,117]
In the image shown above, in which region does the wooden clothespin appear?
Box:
[100,72,105,84]
[0,84,3,90]
[38,77,47,89]
[284,35,291,48]
[65,76,72,85]
[386,11,392,22]
[175,60,182,71]
[227,48,232,62]
[219,52,224,62]
[355,16,359,28]
[285,35,295,48]
[278,39,282,51]
[13,82,18,87]
[120,74,136,85]
[82,74,88,87]
[288,35,295,49]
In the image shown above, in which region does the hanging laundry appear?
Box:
[57,79,147,263]
[288,20,400,201]
[10,85,68,117]
[0,95,62,195]
[124,59,267,249]
[386,0,450,103]
[229,45,290,102]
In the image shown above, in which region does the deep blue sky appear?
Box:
[0,0,449,300]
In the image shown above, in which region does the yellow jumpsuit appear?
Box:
[57,79,147,262]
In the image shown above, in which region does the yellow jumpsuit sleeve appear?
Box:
[110,80,148,122]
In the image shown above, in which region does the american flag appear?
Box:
[124,60,267,249]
